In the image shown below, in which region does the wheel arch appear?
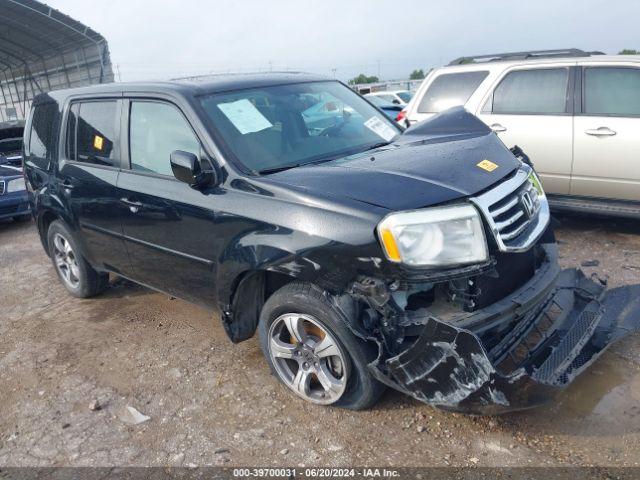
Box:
[37,208,74,256]
[36,202,87,260]
[215,224,386,343]
[37,209,58,255]
[221,269,300,343]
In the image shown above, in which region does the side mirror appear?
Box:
[170,150,216,187]
[392,99,401,105]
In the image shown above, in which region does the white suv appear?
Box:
[404,49,640,218]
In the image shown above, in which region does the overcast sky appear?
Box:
[47,0,640,82]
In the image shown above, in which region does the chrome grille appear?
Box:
[471,166,550,252]
[490,180,540,241]
[0,180,4,195]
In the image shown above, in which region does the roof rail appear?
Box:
[448,49,605,66]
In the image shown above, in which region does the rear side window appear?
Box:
[584,67,640,116]
[129,101,200,176]
[66,100,119,166]
[417,71,488,113]
[28,103,59,159]
[490,68,569,115]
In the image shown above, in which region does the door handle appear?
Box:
[490,123,507,133]
[121,197,143,213]
[585,127,616,137]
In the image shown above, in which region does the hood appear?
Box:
[263,108,521,211]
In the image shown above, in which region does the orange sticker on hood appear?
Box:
[477,159,498,172]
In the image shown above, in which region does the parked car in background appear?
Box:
[0,121,25,167]
[0,137,23,164]
[366,89,413,106]
[364,94,403,121]
[0,162,29,222]
[0,121,29,222]
[404,49,640,218]
[300,92,356,134]
[23,73,640,414]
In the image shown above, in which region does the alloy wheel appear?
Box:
[268,313,348,405]
[52,233,81,289]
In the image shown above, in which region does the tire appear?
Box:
[47,220,109,298]
[258,281,385,410]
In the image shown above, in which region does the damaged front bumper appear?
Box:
[368,246,640,414]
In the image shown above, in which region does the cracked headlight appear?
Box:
[7,177,26,193]
[377,204,488,267]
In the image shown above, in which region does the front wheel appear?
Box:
[258,282,385,410]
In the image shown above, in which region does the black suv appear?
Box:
[24,73,639,414]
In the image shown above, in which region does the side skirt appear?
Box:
[548,194,640,219]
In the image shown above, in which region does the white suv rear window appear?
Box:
[417,71,488,113]
[584,67,640,116]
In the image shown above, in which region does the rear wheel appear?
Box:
[47,220,109,298]
[258,282,385,410]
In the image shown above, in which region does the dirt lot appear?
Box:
[1,215,640,468]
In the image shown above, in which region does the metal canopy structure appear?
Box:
[0,0,114,122]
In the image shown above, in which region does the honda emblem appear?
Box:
[521,191,534,218]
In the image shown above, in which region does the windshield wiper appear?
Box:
[258,142,392,175]
[258,164,303,175]
[259,156,340,174]
[365,141,391,151]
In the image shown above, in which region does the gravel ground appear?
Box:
[1,214,639,468]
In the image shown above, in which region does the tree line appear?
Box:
[348,69,425,85]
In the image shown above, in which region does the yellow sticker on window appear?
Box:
[477,159,498,172]
[93,135,104,151]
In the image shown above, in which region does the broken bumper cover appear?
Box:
[370,253,640,414]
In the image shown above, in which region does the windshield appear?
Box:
[397,91,413,103]
[199,81,401,173]
[367,95,396,108]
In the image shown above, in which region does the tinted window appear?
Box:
[129,102,200,176]
[417,71,488,113]
[584,67,640,116]
[29,103,59,159]
[492,69,568,114]
[67,101,119,166]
